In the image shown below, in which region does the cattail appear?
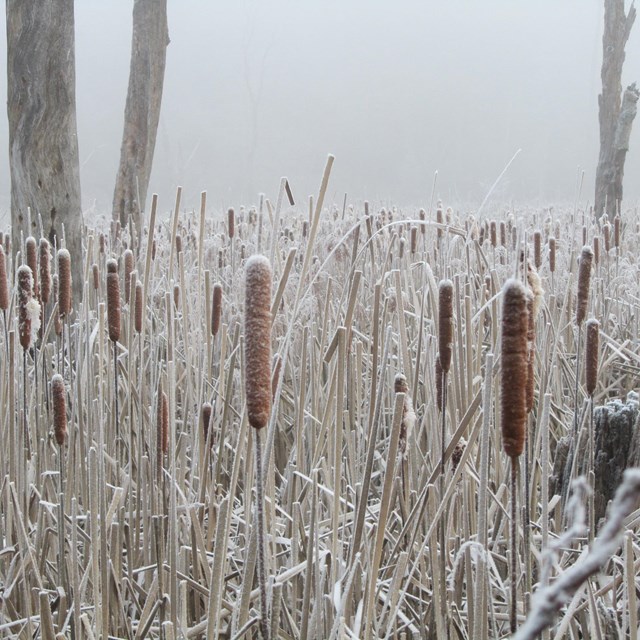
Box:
[152,239,157,260]
[614,215,621,249]
[228,208,235,239]
[410,226,418,254]
[173,283,180,309]
[302,220,309,238]
[99,233,106,254]
[39,238,51,305]
[593,236,600,265]
[159,389,169,456]
[438,280,454,374]
[533,231,541,269]
[175,234,182,255]
[244,256,272,430]
[134,280,143,333]
[52,274,62,336]
[548,237,556,273]
[17,265,40,351]
[603,223,610,252]
[57,249,72,318]
[525,293,535,414]
[582,225,587,247]
[451,438,466,471]
[575,246,593,326]
[585,319,600,396]
[25,237,38,298]
[211,283,223,337]
[419,208,426,234]
[106,258,121,343]
[490,220,497,247]
[271,353,282,401]
[0,246,8,311]
[52,374,67,445]
[202,401,213,446]
[500,221,506,247]
[435,354,443,412]
[123,249,134,304]
[500,279,528,458]
[395,373,416,457]
[436,207,443,239]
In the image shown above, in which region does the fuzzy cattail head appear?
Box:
[228,208,235,239]
[593,236,600,265]
[52,273,62,336]
[134,280,143,333]
[548,237,556,273]
[614,215,621,249]
[244,255,272,430]
[603,223,611,252]
[500,279,529,458]
[490,220,497,247]
[575,246,593,327]
[585,319,600,397]
[157,386,169,463]
[123,249,134,304]
[533,231,542,269]
[202,402,213,446]
[25,236,38,298]
[0,246,8,311]
[57,249,72,318]
[17,265,41,351]
[438,280,454,374]
[106,258,121,343]
[52,374,67,446]
[39,238,51,305]
[211,283,223,337]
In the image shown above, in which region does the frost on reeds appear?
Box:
[575,246,593,327]
[394,373,416,458]
[17,265,41,351]
[0,245,9,311]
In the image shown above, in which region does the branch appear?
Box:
[514,469,640,640]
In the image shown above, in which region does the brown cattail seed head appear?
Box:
[123,249,134,304]
[175,234,182,255]
[228,208,235,239]
[52,374,67,445]
[134,280,143,333]
[490,220,497,247]
[419,208,426,234]
[0,246,8,311]
[17,265,40,351]
[92,263,99,290]
[25,236,38,297]
[157,388,169,457]
[575,245,593,326]
[593,236,600,265]
[244,255,272,429]
[548,237,556,273]
[202,402,213,446]
[437,207,443,239]
[106,258,121,343]
[585,319,600,396]
[614,215,621,249]
[438,280,454,374]
[39,238,51,304]
[57,249,72,318]
[500,279,529,458]
[173,283,180,308]
[410,226,418,254]
[603,223,610,252]
[211,283,222,337]
[533,231,542,269]
[52,273,62,336]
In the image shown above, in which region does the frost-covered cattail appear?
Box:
[57,249,72,318]
[582,225,587,247]
[585,319,600,397]
[533,231,542,269]
[244,256,272,430]
[500,221,506,247]
[173,283,180,309]
[525,293,535,414]
[39,238,51,305]
[52,274,62,336]
[419,208,426,234]
[500,279,528,458]
[0,246,9,311]
[202,402,213,446]
[99,233,106,255]
[395,373,416,458]
[211,283,222,337]
[17,265,40,351]
[25,237,38,298]
[548,237,556,273]
[490,220,497,247]
[614,215,621,250]
[106,259,121,343]
[593,236,600,265]
[92,264,99,291]
[123,249,134,304]
[603,223,611,252]
[437,207,444,239]
[228,208,235,239]
[52,374,67,446]
[157,387,169,460]
[134,281,143,334]
[575,246,593,327]
[175,234,182,255]
[438,280,454,374]
[410,226,418,254]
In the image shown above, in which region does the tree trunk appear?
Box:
[6,0,84,305]
[112,0,169,236]
[595,0,637,217]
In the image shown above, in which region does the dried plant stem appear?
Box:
[254,428,270,640]
[511,456,519,634]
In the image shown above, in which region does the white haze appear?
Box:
[1,0,639,221]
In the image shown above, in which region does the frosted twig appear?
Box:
[514,469,640,640]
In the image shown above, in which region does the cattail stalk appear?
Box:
[585,318,600,541]
[244,255,272,640]
[107,259,122,463]
[52,373,68,596]
[500,279,529,634]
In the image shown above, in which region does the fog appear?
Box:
[1,1,639,220]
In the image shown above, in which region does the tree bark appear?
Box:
[6,0,84,304]
[112,0,169,236]
[595,0,637,217]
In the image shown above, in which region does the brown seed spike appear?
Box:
[0,246,9,311]
[244,256,272,430]
[123,249,134,304]
[57,249,72,318]
[39,238,51,305]
[533,231,542,269]
[575,246,593,327]
[25,237,38,298]
[106,258,121,343]
[500,279,528,458]
[134,280,143,333]
[211,283,222,337]
[228,208,235,239]
[52,374,67,446]
[548,237,556,273]
[438,280,454,374]
[17,265,35,351]
[202,402,213,446]
[585,319,600,397]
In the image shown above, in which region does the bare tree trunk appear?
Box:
[595,0,637,217]
[112,0,169,235]
[6,0,84,304]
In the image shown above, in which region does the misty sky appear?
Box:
[1,1,639,221]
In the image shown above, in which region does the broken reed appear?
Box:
[500,278,528,634]
[244,255,272,640]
